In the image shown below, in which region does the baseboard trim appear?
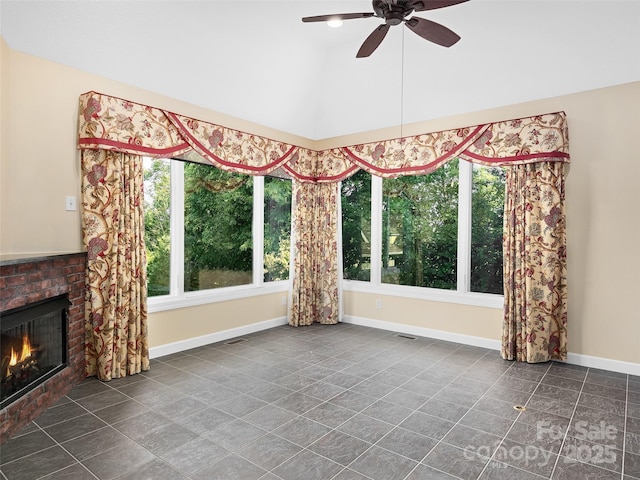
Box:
[342,315,640,376]
[342,316,501,351]
[566,352,640,376]
[149,317,288,359]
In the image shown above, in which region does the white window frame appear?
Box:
[342,160,504,309]
[148,160,290,313]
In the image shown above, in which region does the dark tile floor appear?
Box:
[1,323,639,480]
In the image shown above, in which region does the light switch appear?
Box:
[65,196,77,211]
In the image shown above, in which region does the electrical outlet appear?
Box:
[375,298,382,309]
[281,296,287,306]
[65,196,77,211]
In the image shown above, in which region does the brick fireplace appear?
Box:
[0,253,86,444]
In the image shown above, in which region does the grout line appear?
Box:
[328,468,375,480]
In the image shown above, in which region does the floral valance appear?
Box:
[320,112,570,181]
[78,91,570,182]
[78,91,297,177]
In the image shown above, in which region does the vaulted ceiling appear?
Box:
[1,0,639,139]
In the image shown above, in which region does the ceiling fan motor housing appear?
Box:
[374,0,415,25]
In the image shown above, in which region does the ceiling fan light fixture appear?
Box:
[302,0,469,56]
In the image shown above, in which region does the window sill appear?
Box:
[148,280,503,313]
[343,280,504,309]
[148,281,290,313]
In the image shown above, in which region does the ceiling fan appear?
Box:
[302,0,469,58]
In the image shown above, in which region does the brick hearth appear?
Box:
[0,253,86,444]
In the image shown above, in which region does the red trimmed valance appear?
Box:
[78,91,570,182]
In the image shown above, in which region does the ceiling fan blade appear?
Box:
[405,17,461,47]
[411,0,470,12]
[302,12,375,23]
[356,24,391,58]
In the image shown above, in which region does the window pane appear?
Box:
[382,160,459,289]
[143,158,171,297]
[184,163,253,291]
[341,169,371,281]
[264,175,292,282]
[471,164,505,294]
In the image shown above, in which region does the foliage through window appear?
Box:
[341,169,372,281]
[471,164,505,294]
[144,158,171,297]
[382,160,459,289]
[264,175,292,282]
[184,163,253,291]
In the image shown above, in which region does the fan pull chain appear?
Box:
[400,26,405,156]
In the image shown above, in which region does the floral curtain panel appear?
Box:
[289,182,340,326]
[81,150,149,381]
[502,162,568,362]
[78,91,570,358]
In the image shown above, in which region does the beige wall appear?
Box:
[344,292,502,341]
[149,293,288,348]
[1,39,10,251]
[1,42,638,364]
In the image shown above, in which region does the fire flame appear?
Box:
[8,334,32,367]
[9,349,17,366]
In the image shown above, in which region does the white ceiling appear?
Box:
[1,0,639,139]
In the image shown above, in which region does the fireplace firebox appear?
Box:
[1,295,70,410]
[0,252,86,444]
